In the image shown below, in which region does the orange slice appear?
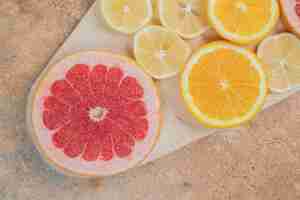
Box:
[181,42,268,128]
[208,0,280,44]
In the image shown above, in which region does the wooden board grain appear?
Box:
[45,1,300,166]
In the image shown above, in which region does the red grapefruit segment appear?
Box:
[111,125,135,158]
[280,0,300,37]
[44,96,69,112]
[126,100,147,117]
[52,123,75,149]
[82,134,102,161]
[42,110,66,130]
[51,80,80,105]
[66,64,91,97]
[90,64,107,99]
[63,133,86,158]
[104,67,124,98]
[119,76,144,99]
[27,52,160,177]
[132,118,149,140]
[296,2,300,16]
[99,133,113,161]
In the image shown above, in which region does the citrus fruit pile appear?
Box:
[27,0,300,177]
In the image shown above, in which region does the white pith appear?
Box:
[89,106,107,122]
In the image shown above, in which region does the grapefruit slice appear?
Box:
[280,0,300,37]
[257,33,300,92]
[27,51,161,177]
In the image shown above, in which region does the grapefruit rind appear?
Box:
[181,42,268,128]
[207,0,280,44]
[26,51,161,177]
[280,0,300,37]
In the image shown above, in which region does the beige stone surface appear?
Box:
[1,0,300,199]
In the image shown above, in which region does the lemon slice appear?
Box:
[101,0,153,34]
[159,0,209,39]
[181,42,268,128]
[208,0,279,44]
[134,25,191,79]
[257,33,300,93]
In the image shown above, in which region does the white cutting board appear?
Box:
[46,1,300,165]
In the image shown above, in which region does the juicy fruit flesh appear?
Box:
[188,47,261,121]
[214,0,272,36]
[42,64,149,162]
[295,0,300,18]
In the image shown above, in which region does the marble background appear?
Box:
[1,0,300,199]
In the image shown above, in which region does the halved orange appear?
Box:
[181,42,268,128]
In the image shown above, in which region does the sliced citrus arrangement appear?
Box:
[159,0,209,39]
[101,0,153,34]
[207,0,280,44]
[280,0,300,37]
[181,42,268,128]
[27,51,161,177]
[257,33,300,92]
[134,25,191,79]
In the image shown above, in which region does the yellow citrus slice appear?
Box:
[207,0,280,44]
[257,33,300,93]
[101,0,153,34]
[159,0,210,39]
[134,25,191,79]
[181,42,268,128]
